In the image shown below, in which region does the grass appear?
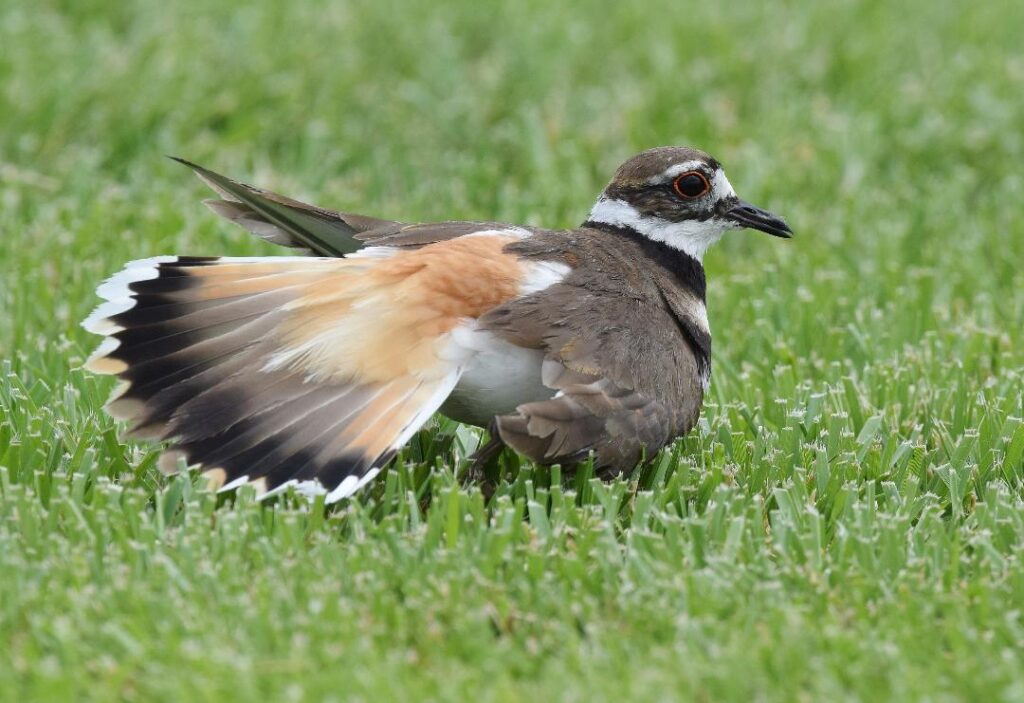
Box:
[2,0,1024,700]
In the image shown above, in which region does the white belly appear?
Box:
[440,329,554,426]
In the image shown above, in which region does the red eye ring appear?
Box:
[672,171,710,199]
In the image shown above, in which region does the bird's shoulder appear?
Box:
[479,226,709,418]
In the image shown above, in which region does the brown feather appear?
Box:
[480,227,709,474]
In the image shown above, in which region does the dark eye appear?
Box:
[673,171,710,199]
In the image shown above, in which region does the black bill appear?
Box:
[724,200,793,238]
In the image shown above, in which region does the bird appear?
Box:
[81,147,791,502]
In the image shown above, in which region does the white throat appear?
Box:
[587,198,728,262]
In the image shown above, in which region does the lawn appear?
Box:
[2,0,1024,700]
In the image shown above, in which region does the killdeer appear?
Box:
[82,147,790,502]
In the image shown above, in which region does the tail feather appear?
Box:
[83,255,461,502]
[171,385,356,480]
[183,386,367,489]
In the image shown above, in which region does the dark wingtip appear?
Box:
[166,155,205,170]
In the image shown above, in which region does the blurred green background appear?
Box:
[2,0,1023,701]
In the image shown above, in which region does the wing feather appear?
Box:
[171,157,399,256]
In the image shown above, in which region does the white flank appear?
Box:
[440,325,550,426]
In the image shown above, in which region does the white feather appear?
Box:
[82,298,135,334]
[219,474,250,492]
[462,226,533,240]
[265,467,384,504]
[520,260,571,295]
[325,467,384,503]
[291,480,329,498]
[352,467,382,493]
[440,326,551,426]
[259,478,319,501]
[95,256,178,301]
[87,336,120,361]
[649,160,707,183]
[349,246,398,259]
[587,198,730,262]
[326,475,360,504]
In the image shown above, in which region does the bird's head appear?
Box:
[585,146,792,261]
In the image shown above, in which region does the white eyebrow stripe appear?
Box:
[650,160,708,184]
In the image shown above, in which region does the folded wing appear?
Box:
[171,157,399,256]
[481,275,708,475]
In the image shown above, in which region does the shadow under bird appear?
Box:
[82,147,791,502]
